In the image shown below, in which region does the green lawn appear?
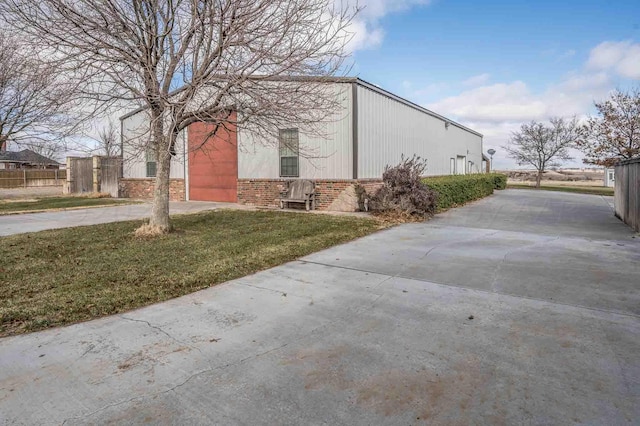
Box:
[507,184,614,196]
[0,210,380,337]
[0,196,132,215]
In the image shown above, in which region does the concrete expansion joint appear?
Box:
[238,281,308,299]
[302,258,640,320]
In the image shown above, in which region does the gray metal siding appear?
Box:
[357,85,483,178]
[237,83,353,179]
[121,111,186,179]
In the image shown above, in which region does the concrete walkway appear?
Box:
[0,201,248,236]
[1,189,638,425]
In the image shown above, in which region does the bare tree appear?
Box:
[503,117,579,188]
[577,88,640,167]
[2,0,358,234]
[94,120,120,157]
[0,29,79,153]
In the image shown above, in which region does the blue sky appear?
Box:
[347,0,640,168]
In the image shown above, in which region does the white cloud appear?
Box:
[587,41,640,79]
[346,19,385,51]
[343,0,431,51]
[425,56,618,168]
[462,73,491,87]
[428,81,548,122]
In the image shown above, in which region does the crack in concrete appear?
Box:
[76,343,96,360]
[118,315,211,366]
[59,272,396,425]
[488,235,560,293]
[119,315,185,345]
[60,306,373,425]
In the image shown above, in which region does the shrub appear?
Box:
[491,173,507,189]
[369,155,437,218]
[423,173,507,211]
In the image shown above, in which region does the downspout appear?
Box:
[119,118,124,180]
[184,127,189,201]
[352,82,358,180]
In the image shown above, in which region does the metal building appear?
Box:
[120,78,484,210]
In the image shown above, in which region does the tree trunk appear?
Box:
[149,147,172,232]
[535,170,543,188]
[148,112,172,233]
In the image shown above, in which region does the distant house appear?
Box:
[120,77,484,211]
[0,149,61,170]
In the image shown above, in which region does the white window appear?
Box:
[450,158,455,175]
[146,149,157,177]
[279,129,299,177]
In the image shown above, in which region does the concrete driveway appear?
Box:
[0,201,244,236]
[1,189,638,425]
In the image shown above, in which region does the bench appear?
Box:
[279,180,316,211]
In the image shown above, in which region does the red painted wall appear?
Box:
[188,114,238,202]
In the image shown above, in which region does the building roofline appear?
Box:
[119,75,483,138]
[616,157,640,166]
[353,78,483,138]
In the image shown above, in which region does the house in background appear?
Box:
[0,149,61,170]
[119,77,484,211]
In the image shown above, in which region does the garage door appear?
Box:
[188,119,238,202]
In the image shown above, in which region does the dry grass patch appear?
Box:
[507,183,614,196]
[0,210,381,337]
[371,211,425,226]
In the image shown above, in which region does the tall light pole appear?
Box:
[487,149,496,172]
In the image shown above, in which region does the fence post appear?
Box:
[92,156,100,193]
[23,169,26,188]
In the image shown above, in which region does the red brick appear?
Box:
[119,178,185,201]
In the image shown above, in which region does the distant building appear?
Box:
[604,168,615,188]
[0,149,61,170]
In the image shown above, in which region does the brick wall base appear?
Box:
[119,178,185,201]
[237,179,383,212]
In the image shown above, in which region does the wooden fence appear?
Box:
[68,157,93,194]
[0,169,66,188]
[614,158,640,232]
[65,156,122,197]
